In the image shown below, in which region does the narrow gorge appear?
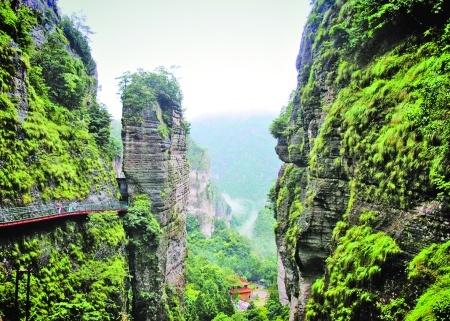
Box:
[2,0,450,320]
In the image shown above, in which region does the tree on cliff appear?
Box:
[117,66,184,132]
[118,67,183,110]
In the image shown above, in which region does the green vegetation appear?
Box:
[404,241,450,321]
[188,220,276,282]
[118,67,184,129]
[270,99,294,140]
[186,134,282,320]
[124,194,161,246]
[270,1,450,318]
[61,14,96,76]
[123,194,165,320]
[186,218,285,321]
[272,0,450,209]
[305,212,401,320]
[123,194,185,321]
[347,2,449,204]
[272,164,304,262]
[0,1,117,205]
[31,31,89,111]
[87,102,113,152]
[373,241,450,321]
[0,211,129,320]
[1,3,183,319]
[185,255,236,321]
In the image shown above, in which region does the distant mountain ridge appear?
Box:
[190,114,282,206]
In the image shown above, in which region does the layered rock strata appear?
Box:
[122,97,189,319]
[273,1,450,320]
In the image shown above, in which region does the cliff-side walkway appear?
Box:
[0,200,128,228]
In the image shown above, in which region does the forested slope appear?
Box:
[190,115,281,205]
[0,0,117,206]
[271,0,450,320]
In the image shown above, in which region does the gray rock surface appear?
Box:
[188,160,231,237]
[122,97,189,318]
[273,2,450,320]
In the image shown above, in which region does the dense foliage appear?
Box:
[404,241,450,320]
[31,31,89,111]
[122,194,167,320]
[269,96,294,141]
[0,1,117,205]
[118,67,184,129]
[186,218,286,321]
[272,0,450,208]
[185,255,236,321]
[188,220,276,283]
[0,212,129,320]
[61,14,96,76]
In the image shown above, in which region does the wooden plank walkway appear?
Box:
[0,200,128,228]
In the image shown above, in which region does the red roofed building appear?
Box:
[238,277,252,287]
[229,277,253,300]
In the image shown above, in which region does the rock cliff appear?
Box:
[121,69,190,320]
[0,1,128,320]
[0,1,188,320]
[0,0,116,207]
[272,0,450,320]
[187,137,231,237]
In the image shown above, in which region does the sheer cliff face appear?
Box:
[122,100,189,228]
[0,0,116,207]
[274,5,345,317]
[122,97,189,319]
[187,138,231,237]
[274,1,450,320]
[188,171,231,237]
[0,1,128,319]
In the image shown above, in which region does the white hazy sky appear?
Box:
[57,0,311,120]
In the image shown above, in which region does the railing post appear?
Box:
[14,266,20,321]
[25,268,31,321]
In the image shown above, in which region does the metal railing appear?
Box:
[0,200,128,225]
